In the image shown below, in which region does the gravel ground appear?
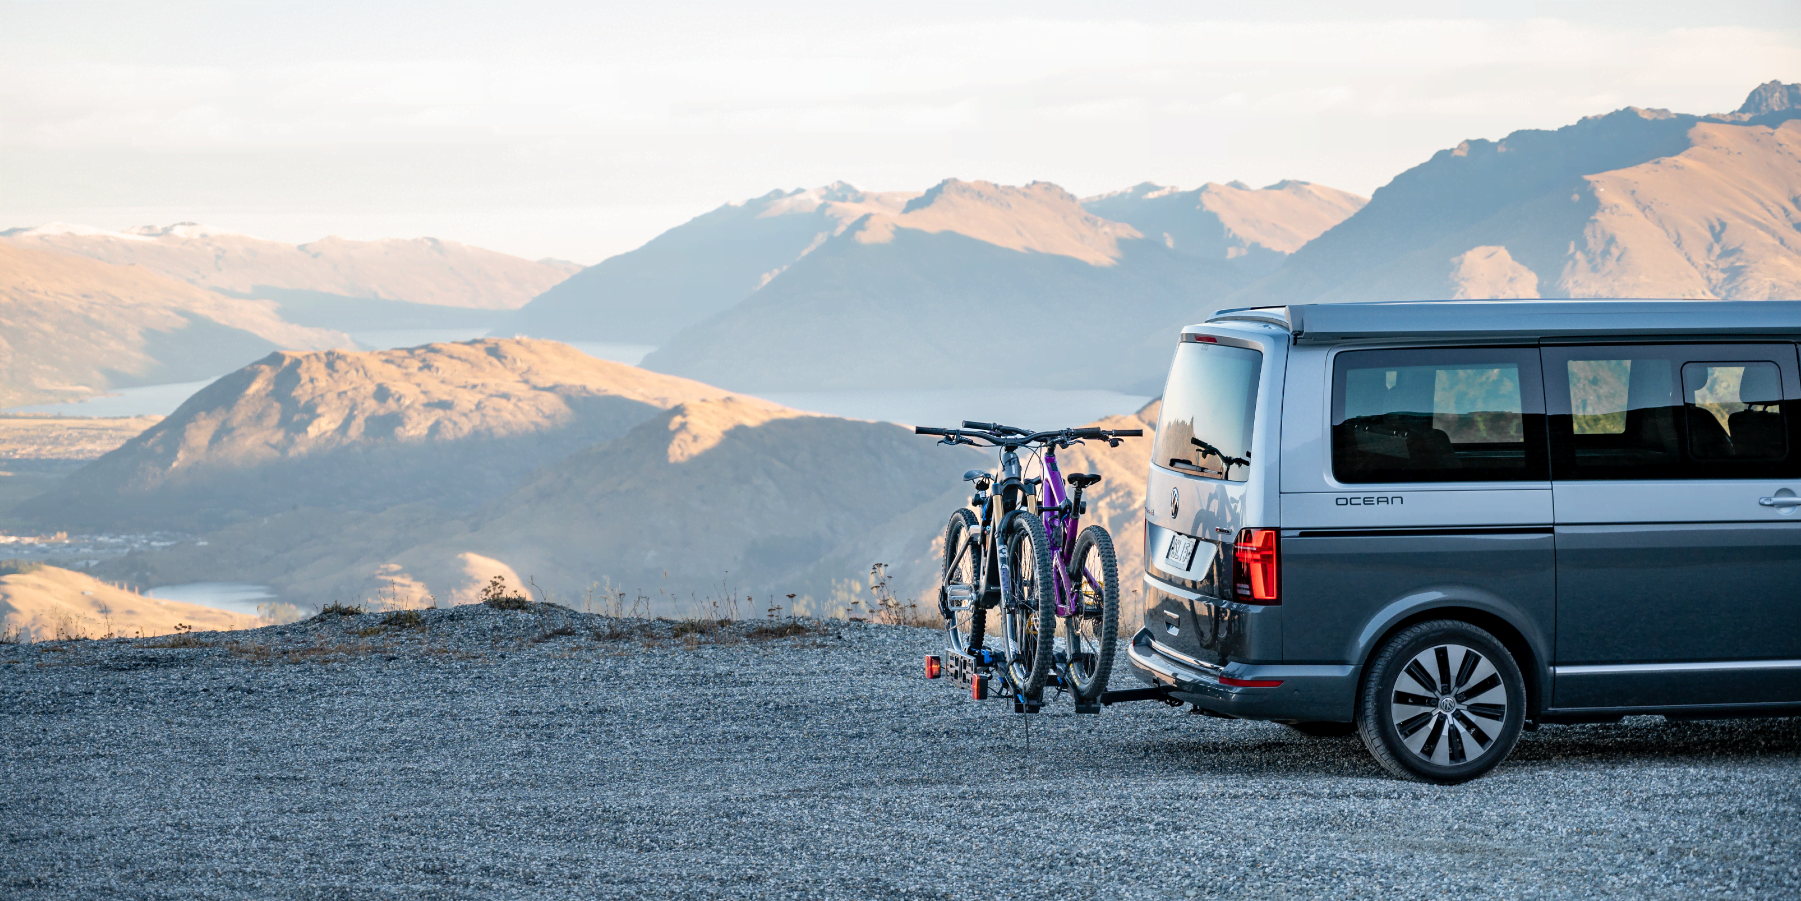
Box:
[3,603,1798,900]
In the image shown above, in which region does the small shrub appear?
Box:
[316,601,365,618]
[0,625,25,645]
[0,559,44,577]
[479,576,531,611]
[381,609,424,629]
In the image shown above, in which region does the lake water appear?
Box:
[760,388,1153,429]
[6,380,219,417]
[560,342,657,366]
[147,582,280,617]
[1,340,661,418]
[350,328,491,349]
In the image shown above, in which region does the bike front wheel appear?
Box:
[1063,525,1120,701]
[1001,511,1057,697]
[942,509,985,654]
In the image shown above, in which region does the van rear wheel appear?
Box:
[1356,620,1524,784]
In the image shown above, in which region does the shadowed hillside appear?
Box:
[642,180,1242,394]
[95,395,988,614]
[19,339,730,532]
[505,183,916,344]
[0,243,350,408]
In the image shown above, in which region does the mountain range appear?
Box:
[1233,84,1801,307]
[6,81,1801,629]
[1,222,578,310]
[504,177,1362,350]
[519,82,1800,398]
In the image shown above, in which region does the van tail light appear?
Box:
[1232,528,1280,604]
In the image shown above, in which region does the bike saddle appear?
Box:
[1066,473,1102,488]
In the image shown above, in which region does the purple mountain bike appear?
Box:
[916,420,1143,703]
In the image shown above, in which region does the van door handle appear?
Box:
[1758,496,1801,507]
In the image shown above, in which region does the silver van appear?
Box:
[1131,300,1801,783]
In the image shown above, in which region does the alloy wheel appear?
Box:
[1388,643,1509,767]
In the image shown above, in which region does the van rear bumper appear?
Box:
[1126,628,1360,723]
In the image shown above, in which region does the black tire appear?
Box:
[1284,721,1357,738]
[942,509,984,653]
[1355,619,1525,784]
[1001,511,1057,697]
[1063,525,1119,701]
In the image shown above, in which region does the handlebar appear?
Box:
[917,423,1145,447]
[961,420,1029,436]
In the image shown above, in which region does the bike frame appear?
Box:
[1034,445,1103,619]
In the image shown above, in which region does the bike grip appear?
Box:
[1112,429,1144,437]
[915,426,950,436]
[961,420,999,431]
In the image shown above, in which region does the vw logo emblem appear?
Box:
[1168,487,1180,519]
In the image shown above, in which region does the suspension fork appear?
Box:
[979,446,1026,608]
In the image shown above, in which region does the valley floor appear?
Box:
[2,606,1797,900]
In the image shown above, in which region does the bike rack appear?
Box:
[929,650,1178,714]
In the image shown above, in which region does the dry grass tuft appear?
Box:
[843,563,938,628]
[381,609,424,629]
[146,623,209,649]
[316,601,365,619]
[479,575,531,611]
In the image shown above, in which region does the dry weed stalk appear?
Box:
[843,563,935,627]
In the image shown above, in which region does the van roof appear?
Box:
[1207,300,1801,344]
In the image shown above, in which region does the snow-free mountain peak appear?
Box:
[854,178,1140,266]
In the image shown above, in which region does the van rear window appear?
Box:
[1332,347,1547,483]
[1155,342,1262,482]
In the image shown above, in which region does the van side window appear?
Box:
[1544,345,1798,480]
[1331,347,1547,483]
[1683,362,1786,460]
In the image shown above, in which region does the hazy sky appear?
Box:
[3,1,1796,263]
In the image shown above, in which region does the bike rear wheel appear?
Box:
[1063,525,1120,700]
[942,509,985,654]
[1001,511,1057,697]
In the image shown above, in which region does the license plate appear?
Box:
[1165,532,1198,569]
